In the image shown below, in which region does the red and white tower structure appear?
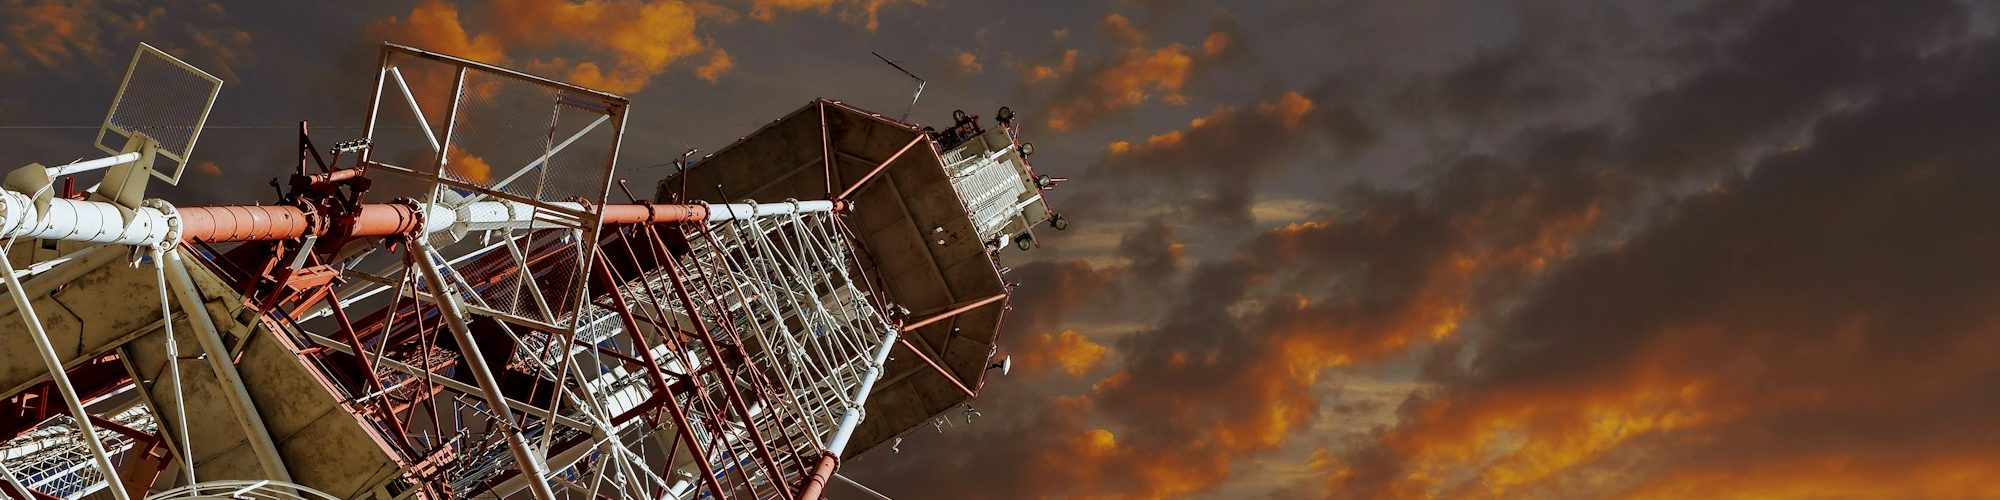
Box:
[0,43,1061,499]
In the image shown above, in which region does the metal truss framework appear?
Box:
[0,41,1041,500]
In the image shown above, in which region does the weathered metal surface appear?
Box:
[0,249,406,497]
[660,99,1010,459]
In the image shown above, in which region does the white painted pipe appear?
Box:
[0,190,172,245]
[0,458,32,500]
[162,249,294,483]
[387,67,442,153]
[705,200,839,222]
[824,327,898,456]
[44,153,141,178]
[410,241,559,500]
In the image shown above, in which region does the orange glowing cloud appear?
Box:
[1025,49,1078,84]
[954,49,982,74]
[372,0,727,94]
[1046,44,1194,131]
[1025,423,1235,498]
[6,1,101,68]
[1038,13,1223,131]
[1262,91,1314,129]
[1202,31,1231,57]
[1104,92,1314,156]
[1096,45,1194,105]
[1440,384,1714,496]
[1012,330,1110,377]
[447,151,495,184]
[1622,455,2000,499]
[1316,160,1996,497]
[747,0,914,31]
[1102,13,1145,47]
[695,49,734,84]
[1036,210,1578,497]
[377,1,504,63]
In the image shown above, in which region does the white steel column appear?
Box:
[824,326,898,456]
[161,249,293,483]
[410,241,559,500]
[0,457,30,499]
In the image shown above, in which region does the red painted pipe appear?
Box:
[176,203,715,243]
[797,451,839,500]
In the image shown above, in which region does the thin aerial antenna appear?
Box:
[873,51,926,122]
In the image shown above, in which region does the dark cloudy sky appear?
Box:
[7,0,2000,498]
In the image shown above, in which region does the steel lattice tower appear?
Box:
[0,44,1062,499]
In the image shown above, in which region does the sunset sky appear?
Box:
[5,0,2000,498]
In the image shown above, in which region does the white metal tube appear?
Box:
[150,247,197,484]
[162,249,293,483]
[387,67,442,153]
[825,327,897,456]
[45,153,142,178]
[484,113,610,196]
[834,473,894,500]
[0,249,133,500]
[298,331,593,431]
[0,190,172,245]
[409,241,559,500]
[0,457,31,500]
[705,200,839,222]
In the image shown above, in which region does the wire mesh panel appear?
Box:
[93,43,223,184]
[362,44,626,214]
[361,43,627,330]
[331,43,638,498]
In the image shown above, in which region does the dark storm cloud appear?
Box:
[1089,88,1375,225]
[0,0,251,81]
[1616,0,1966,178]
[1320,0,2000,496]
[867,0,2000,498]
[1115,217,1183,279]
[1335,43,2000,495]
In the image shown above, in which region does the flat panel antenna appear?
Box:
[93,42,223,185]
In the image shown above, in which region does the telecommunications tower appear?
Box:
[0,43,1061,499]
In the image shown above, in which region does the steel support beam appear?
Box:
[409,241,558,500]
[147,248,196,484]
[162,249,293,483]
[835,135,928,201]
[900,292,1007,333]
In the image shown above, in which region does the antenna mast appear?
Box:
[874,51,927,122]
